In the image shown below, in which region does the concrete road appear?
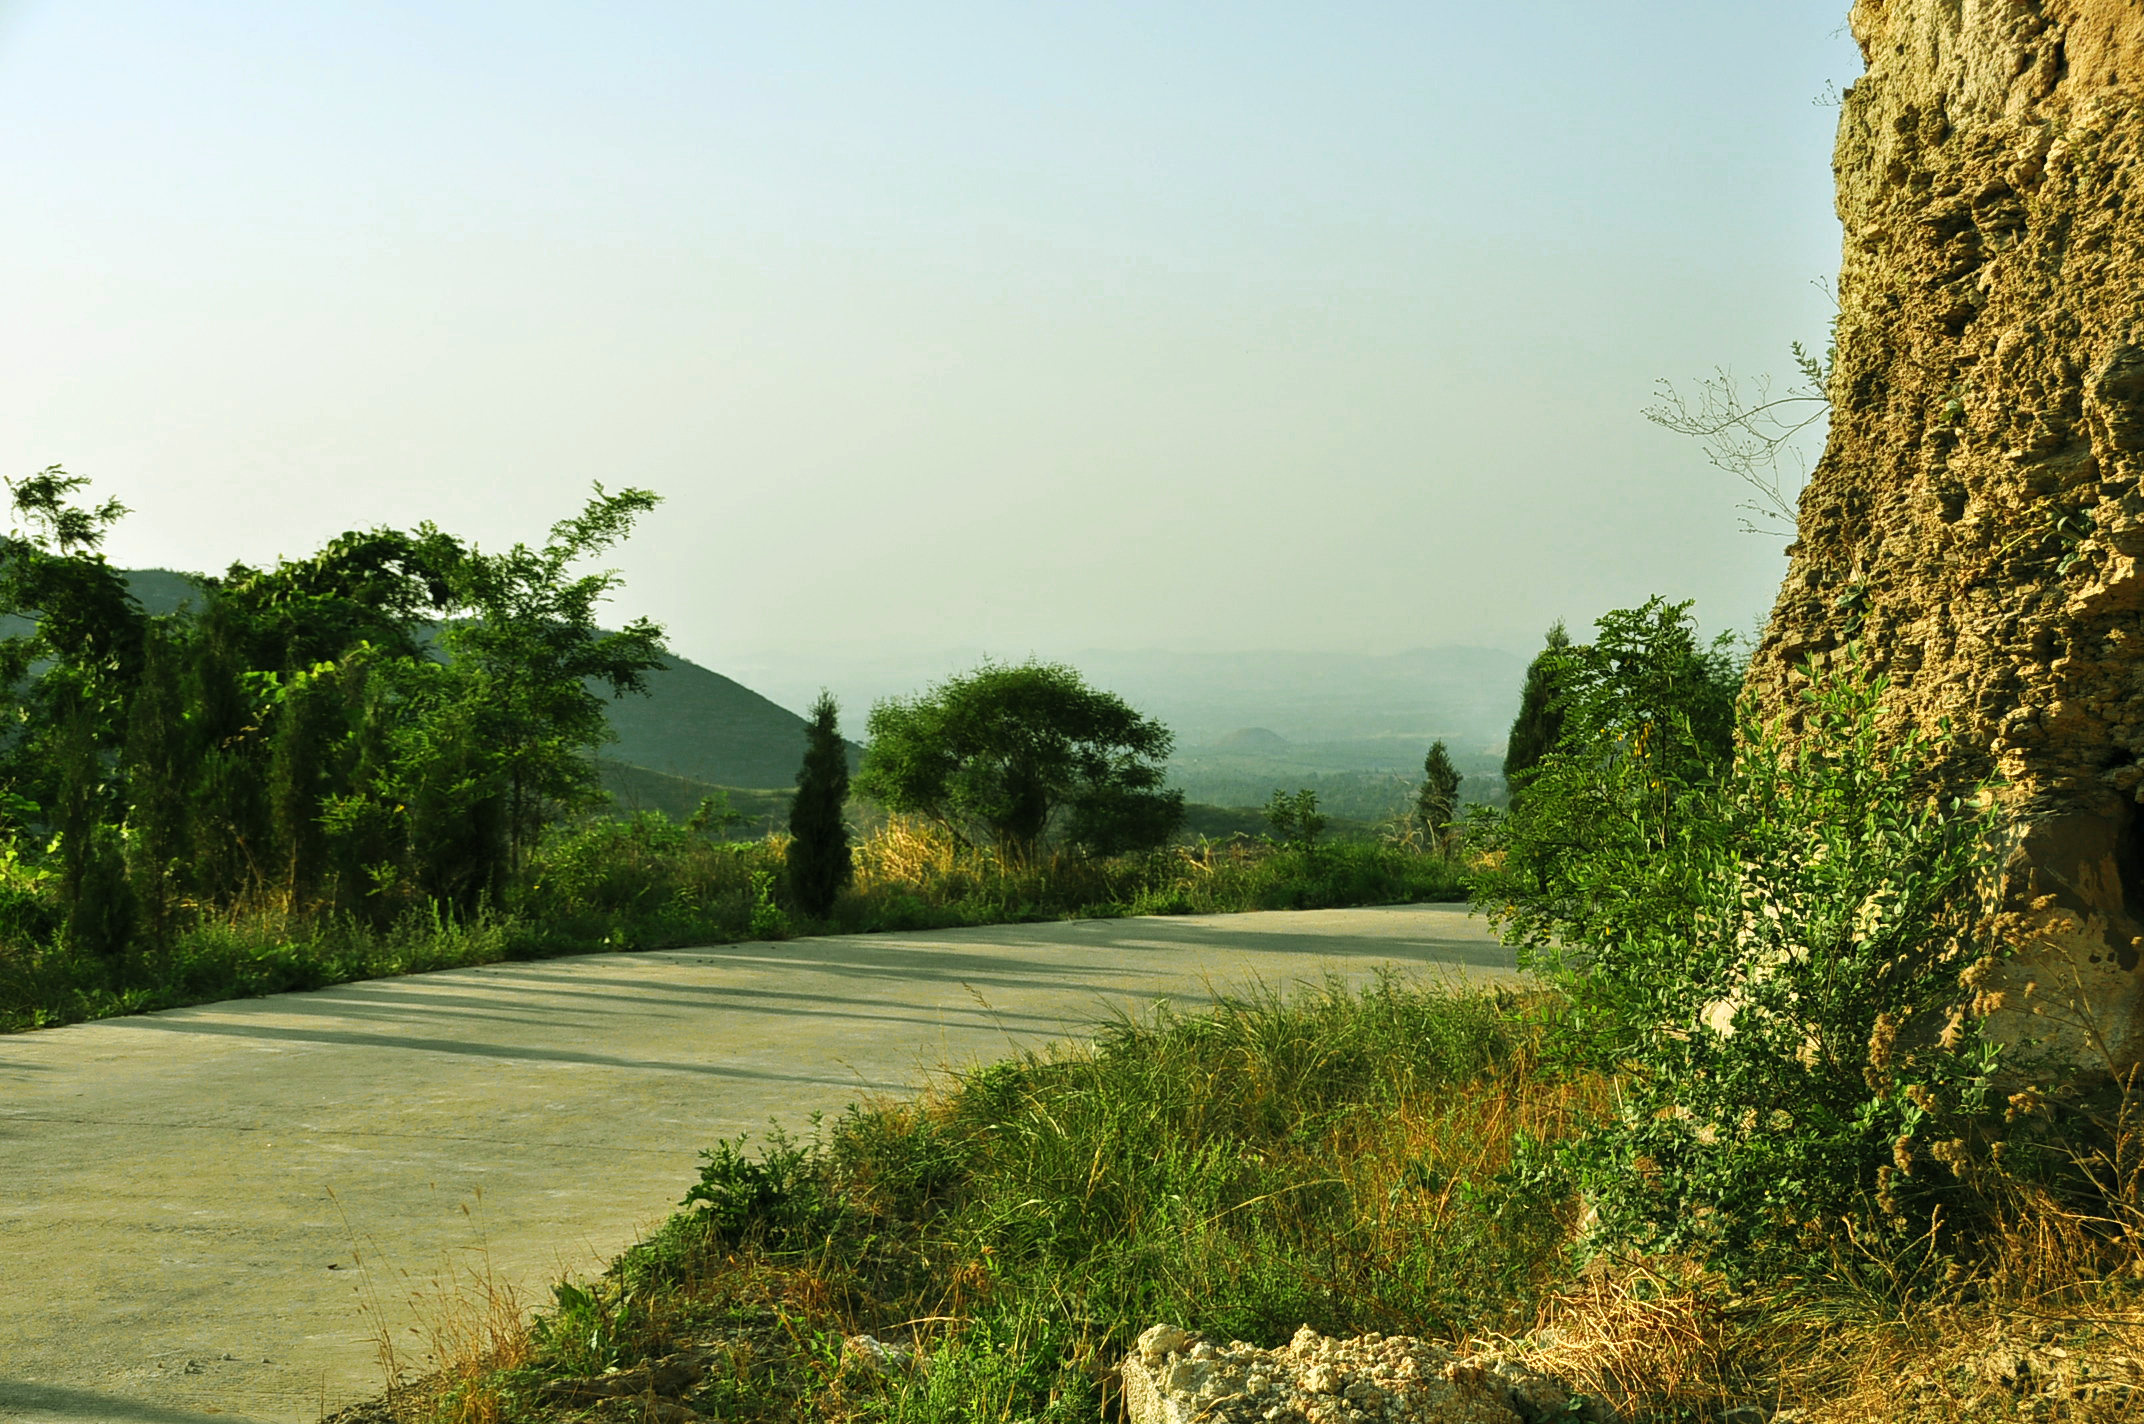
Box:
[0,904,1514,1424]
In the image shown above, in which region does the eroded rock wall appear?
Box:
[1751,0,2144,1064]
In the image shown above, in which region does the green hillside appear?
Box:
[603,654,857,789]
[119,568,204,616]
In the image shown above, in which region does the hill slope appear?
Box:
[604,655,848,789]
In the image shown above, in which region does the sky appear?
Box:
[1,1,1863,688]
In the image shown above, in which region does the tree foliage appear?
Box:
[1500,621,1570,798]
[0,469,665,939]
[1263,788,1327,856]
[856,662,1183,860]
[438,485,666,867]
[1416,741,1462,848]
[1475,597,1742,942]
[786,692,853,918]
[1644,333,1834,535]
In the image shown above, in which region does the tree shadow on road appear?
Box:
[114,1018,911,1092]
[0,1378,265,1424]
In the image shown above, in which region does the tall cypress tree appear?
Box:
[787,692,852,919]
[1503,621,1572,797]
[1416,740,1462,851]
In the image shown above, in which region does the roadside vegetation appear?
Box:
[0,812,1461,1033]
[380,599,2144,1424]
[0,472,1462,1034]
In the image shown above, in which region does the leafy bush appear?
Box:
[1477,620,2006,1276]
[1569,671,2003,1274]
[681,1127,842,1246]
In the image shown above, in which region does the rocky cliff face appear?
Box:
[1751,0,2144,1065]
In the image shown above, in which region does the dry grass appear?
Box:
[1497,1088,2144,1424]
[329,1188,536,1424]
[1339,1049,1612,1259]
[401,1250,533,1424]
[1521,1267,1745,1413]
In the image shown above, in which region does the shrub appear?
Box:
[1497,661,2005,1276]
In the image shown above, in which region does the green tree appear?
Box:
[856,662,1182,861]
[0,470,145,814]
[1263,787,1327,856]
[181,599,271,902]
[0,472,147,961]
[440,485,667,869]
[0,467,142,691]
[1501,621,1570,797]
[211,526,463,671]
[122,626,189,949]
[1415,741,1462,851]
[48,671,132,962]
[1470,596,1744,969]
[787,692,853,918]
[268,661,344,908]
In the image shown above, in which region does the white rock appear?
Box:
[843,1335,912,1374]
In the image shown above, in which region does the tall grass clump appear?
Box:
[450,978,1603,1424]
[837,815,1460,933]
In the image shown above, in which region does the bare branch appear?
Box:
[1646,350,1832,536]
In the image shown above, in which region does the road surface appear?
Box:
[0,904,1515,1423]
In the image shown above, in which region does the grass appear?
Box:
[372,978,2144,1424]
[385,976,1600,1424]
[0,814,1463,1033]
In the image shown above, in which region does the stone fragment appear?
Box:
[844,1333,915,1374]
[1139,1323,1193,1362]
[1119,1323,1617,1424]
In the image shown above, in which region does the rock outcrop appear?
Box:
[1119,1324,1609,1424]
[1750,0,2144,1066]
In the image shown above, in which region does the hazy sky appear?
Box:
[2,2,1861,679]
